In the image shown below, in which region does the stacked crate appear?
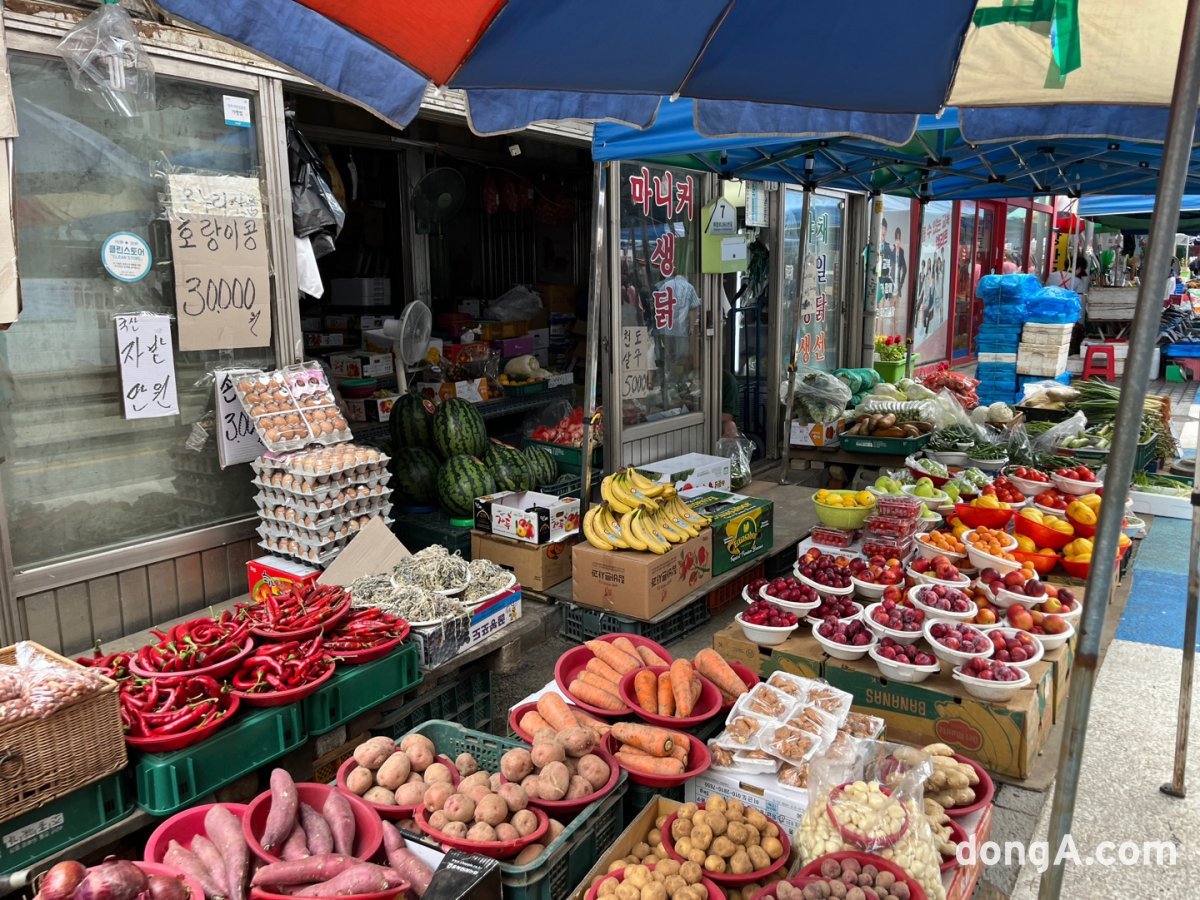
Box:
[1017,323,1074,379]
[974,325,1021,405]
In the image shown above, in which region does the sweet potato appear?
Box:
[577,754,611,790]
[422,762,452,785]
[558,726,596,758]
[251,855,354,886]
[294,863,401,897]
[204,804,249,900]
[454,753,479,777]
[511,809,538,837]
[188,836,229,899]
[281,823,309,860]
[298,804,333,857]
[163,842,222,900]
[381,823,433,897]
[375,752,411,790]
[345,766,375,796]
[322,789,356,856]
[474,793,509,826]
[537,761,570,801]
[363,786,397,806]
[497,782,528,813]
[261,768,298,852]
[513,844,545,865]
[501,748,534,782]
[353,736,396,771]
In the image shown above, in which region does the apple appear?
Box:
[911,558,932,574]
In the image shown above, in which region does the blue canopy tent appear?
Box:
[1079,194,1200,232]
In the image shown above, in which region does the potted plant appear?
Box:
[874,335,909,383]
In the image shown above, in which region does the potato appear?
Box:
[746,809,768,832]
[376,751,412,790]
[423,762,453,785]
[566,775,594,800]
[679,803,698,820]
[705,810,728,837]
[400,733,435,756]
[345,765,374,795]
[640,882,667,900]
[761,837,784,860]
[607,861,627,874]
[625,866,650,888]
[406,772,423,784]
[498,782,528,812]
[532,727,559,745]
[730,849,752,875]
[513,844,545,866]
[510,808,539,837]
[474,793,509,826]
[690,825,713,852]
[726,800,745,820]
[531,739,566,769]
[647,828,662,847]
[394,782,426,805]
[423,782,454,812]
[489,773,503,792]
[726,822,748,845]
[562,757,578,777]
[687,849,706,865]
[747,844,770,870]
[501,748,535,783]
[364,786,397,805]
[462,782,492,803]
[466,822,497,842]
[443,821,468,838]
[557,726,596,758]
[599,878,619,896]
[429,810,449,830]
[537,761,570,801]
[764,822,779,840]
[655,816,668,829]
[398,817,417,833]
[676,839,694,859]
[707,796,727,815]
[680,862,703,885]
[744,827,760,847]
[704,855,727,874]
[671,818,693,840]
[443,793,476,823]
[520,775,541,800]
[632,842,651,860]
[711,836,735,858]
[405,743,435,773]
[663,875,687,896]
[655,860,680,879]
[615,884,639,900]
[353,736,396,770]
[547,819,565,842]
[495,823,519,842]
[460,771,491,790]
[455,752,479,777]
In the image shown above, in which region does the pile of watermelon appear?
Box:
[389,394,560,517]
[529,405,602,447]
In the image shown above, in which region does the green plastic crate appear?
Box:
[839,432,931,456]
[379,667,494,737]
[303,643,421,735]
[0,772,134,875]
[560,600,710,647]
[393,511,473,557]
[1061,434,1158,473]
[134,704,305,816]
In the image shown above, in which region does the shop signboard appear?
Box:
[619,326,654,401]
[876,195,912,336]
[114,313,178,419]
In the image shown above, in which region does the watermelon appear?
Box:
[484,440,533,493]
[390,392,435,449]
[437,454,496,518]
[523,445,558,488]
[433,397,487,459]
[391,446,440,507]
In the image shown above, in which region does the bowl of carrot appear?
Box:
[604,727,711,788]
[508,693,613,745]
[554,635,672,718]
[618,663,722,728]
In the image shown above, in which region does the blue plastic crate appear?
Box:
[978,323,1024,336]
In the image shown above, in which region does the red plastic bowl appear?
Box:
[1012,549,1060,575]
[329,625,410,665]
[1068,515,1096,538]
[554,634,673,717]
[336,754,461,820]
[248,595,353,641]
[136,860,206,900]
[603,731,709,788]
[129,637,255,680]
[125,693,240,752]
[719,662,760,711]
[413,804,547,860]
[508,699,588,743]
[953,503,1015,529]
[244,783,382,863]
[941,818,969,872]
[1013,513,1075,550]
[617,666,722,728]
[793,852,928,900]
[231,662,336,707]
[907,464,950,487]
[586,864,723,900]
[502,744,621,819]
[662,803,790,886]
[943,755,996,819]
[144,802,249,862]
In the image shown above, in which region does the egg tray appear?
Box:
[234,368,352,452]
[251,445,390,479]
[252,470,391,502]
[253,486,392,516]
[256,515,391,549]
[256,499,394,532]
[258,538,345,568]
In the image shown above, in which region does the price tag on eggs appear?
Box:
[215,368,265,467]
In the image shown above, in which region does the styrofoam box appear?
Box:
[1130,489,1190,519]
[685,767,811,835]
[1019,333,1073,348]
[978,352,1018,363]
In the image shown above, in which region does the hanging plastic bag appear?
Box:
[780,366,852,424]
[716,434,755,489]
[287,116,345,256]
[57,1,156,116]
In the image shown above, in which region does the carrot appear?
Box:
[569,678,626,710]
[671,659,696,717]
[612,722,674,757]
[585,640,642,675]
[616,751,685,775]
[585,657,623,684]
[657,671,675,717]
[694,648,748,701]
[637,645,670,667]
[519,710,552,735]
[666,729,692,762]
[572,708,613,737]
[537,693,580,731]
[633,669,658,712]
[611,637,646,668]
[690,677,702,711]
[579,670,621,693]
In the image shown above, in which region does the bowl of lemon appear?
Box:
[813,489,877,529]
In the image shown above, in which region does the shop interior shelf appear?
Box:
[302,642,421,735]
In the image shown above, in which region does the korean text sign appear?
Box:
[115,313,179,419]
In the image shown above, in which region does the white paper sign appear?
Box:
[706,198,737,235]
[114,314,179,419]
[222,95,252,128]
[620,326,656,400]
[215,368,265,468]
[744,181,768,227]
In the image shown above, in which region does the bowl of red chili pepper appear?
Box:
[241,583,353,642]
[326,608,411,665]
[230,636,336,707]
[130,613,255,680]
[122,675,240,752]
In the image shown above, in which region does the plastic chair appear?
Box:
[1081,345,1117,381]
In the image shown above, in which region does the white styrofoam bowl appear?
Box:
[1051,472,1103,495]
[952,664,1031,700]
[813,625,876,661]
[735,612,798,647]
[974,626,1045,670]
[869,645,940,683]
[862,602,925,645]
[907,583,977,622]
[922,620,994,667]
[758,584,822,615]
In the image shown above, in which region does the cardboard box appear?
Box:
[1044,639,1076,723]
[790,419,844,447]
[491,336,534,358]
[331,352,393,379]
[344,395,397,423]
[570,532,712,620]
[442,341,490,366]
[470,531,576,591]
[537,283,577,314]
[712,624,826,680]
[318,518,411,586]
[682,489,773,575]
[409,588,523,668]
[635,453,731,493]
[416,379,495,404]
[824,655,1054,778]
[573,797,681,900]
[473,490,580,544]
[685,767,810,835]
[527,327,550,350]
[247,556,321,601]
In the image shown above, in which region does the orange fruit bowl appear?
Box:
[1011,548,1059,575]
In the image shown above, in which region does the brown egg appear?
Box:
[265,428,282,443]
[237,379,254,393]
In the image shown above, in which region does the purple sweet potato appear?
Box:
[204,804,249,900]
[280,823,309,861]
[261,768,299,852]
[250,855,356,887]
[298,803,334,856]
[293,864,402,897]
[321,790,356,856]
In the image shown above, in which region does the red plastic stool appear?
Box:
[1081,345,1118,381]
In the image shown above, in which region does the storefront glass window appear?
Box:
[616,163,702,426]
[876,196,911,340]
[781,190,844,370]
[1029,210,1051,277]
[912,201,954,366]
[0,55,273,570]
[1004,207,1028,273]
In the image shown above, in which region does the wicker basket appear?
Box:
[0,642,127,825]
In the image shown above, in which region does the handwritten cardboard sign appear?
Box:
[168,173,271,351]
[620,326,655,400]
[115,313,179,419]
[215,368,265,468]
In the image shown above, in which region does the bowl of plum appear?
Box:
[923,621,993,667]
[869,638,941,682]
[847,555,905,599]
[814,617,876,661]
[742,577,770,605]
[758,576,822,613]
[736,600,800,646]
[805,595,863,628]
[953,658,1031,701]
[863,599,926,644]
[980,626,1044,669]
[907,583,977,622]
[907,555,971,589]
[793,549,856,596]
[978,567,1054,609]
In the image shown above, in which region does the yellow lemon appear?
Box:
[826,494,844,506]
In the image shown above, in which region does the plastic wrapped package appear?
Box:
[781,366,853,423]
[715,711,772,749]
[1025,286,1083,323]
[810,526,858,548]
[735,682,797,721]
[15,643,106,719]
[57,1,155,116]
[716,434,755,489]
[1033,410,1089,454]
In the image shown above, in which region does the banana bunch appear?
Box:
[583,491,711,555]
[599,467,667,513]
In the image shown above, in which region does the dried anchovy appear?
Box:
[372,582,468,623]
[392,546,470,592]
[348,573,396,608]
[463,559,513,602]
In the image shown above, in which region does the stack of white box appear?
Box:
[1017,323,1074,377]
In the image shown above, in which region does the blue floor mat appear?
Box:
[1115,518,1192,649]
[1131,518,1191,576]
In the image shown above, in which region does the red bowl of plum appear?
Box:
[868,638,940,683]
[922,620,993,667]
[794,549,856,596]
[805,594,863,627]
[953,658,1031,700]
[736,599,801,646]
[863,599,926,644]
[980,626,1044,669]
[813,617,877,661]
[757,576,822,613]
[907,555,971,589]
[906,583,977,622]
[847,555,905,599]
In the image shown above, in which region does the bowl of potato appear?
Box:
[660,797,790,886]
[414,799,548,860]
[498,739,620,819]
[586,862,723,900]
[337,735,462,819]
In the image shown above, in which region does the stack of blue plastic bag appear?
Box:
[973,274,1038,405]
[1023,285,1082,324]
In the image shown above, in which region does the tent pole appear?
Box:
[903,196,928,378]
[862,193,883,366]
[778,165,813,484]
[580,161,607,514]
[1163,448,1200,799]
[1039,3,1200,896]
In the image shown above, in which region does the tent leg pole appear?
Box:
[778,182,812,484]
[580,162,607,512]
[1039,4,1200,897]
[1162,484,1200,799]
[862,194,883,367]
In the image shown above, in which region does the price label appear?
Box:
[115,314,178,420]
[215,368,265,468]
